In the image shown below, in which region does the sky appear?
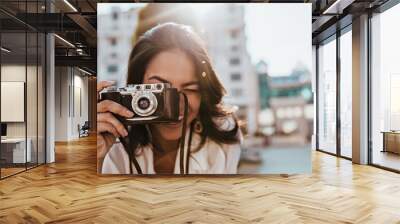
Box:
[244,4,312,76]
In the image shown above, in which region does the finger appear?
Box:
[97,100,134,117]
[97,80,115,93]
[98,122,119,138]
[98,112,128,137]
[97,121,120,138]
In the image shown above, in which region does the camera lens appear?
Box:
[137,97,151,110]
[131,92,157,117]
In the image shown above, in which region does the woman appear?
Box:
[97,23,242,174]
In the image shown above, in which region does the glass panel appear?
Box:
[340,29,352,158]
[26,0,39,169]
[317,37,337,154]
[0,1,46,178]
[371,4,400,171]
[1,31,28,177]
[27,31,38,169]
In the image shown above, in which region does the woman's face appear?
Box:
[143,49,201,141]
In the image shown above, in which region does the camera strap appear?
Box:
[186,122,194,173]
[179,92,189,175]
[120,125,143,174]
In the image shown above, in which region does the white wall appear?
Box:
[54,67,89,141]
[55,67,68,141]
[71,73,89,138]
[1,65,41,137]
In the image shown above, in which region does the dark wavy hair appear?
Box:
[127,22,240,152]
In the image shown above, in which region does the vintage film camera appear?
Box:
[101,83,181,125]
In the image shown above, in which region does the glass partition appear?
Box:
[1,31,28,177]
[27,30,38,169]
[339,28,352,158]
[317,36,337,154]
[0,1,46,179]
[371,3,400,171]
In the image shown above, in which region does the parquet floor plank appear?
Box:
[0,135,399,223]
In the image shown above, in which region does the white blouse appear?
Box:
[101,117,242,174]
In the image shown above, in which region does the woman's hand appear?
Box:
[97,81,134,172]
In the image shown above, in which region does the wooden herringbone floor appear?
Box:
[1,135,400,224]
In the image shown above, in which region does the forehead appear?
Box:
[143,49,198,83]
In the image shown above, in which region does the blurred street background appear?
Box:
[97,3,313,174]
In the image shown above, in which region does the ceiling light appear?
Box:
[322,0,354,15]
[1,47,11,53]
[54,34,75,48]
[63,0,78,12]
[78,67,92,76]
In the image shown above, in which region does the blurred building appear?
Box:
[97,6,140,87]
[256,60,313,142]
[198,4,259,135]
[256,61,270,110]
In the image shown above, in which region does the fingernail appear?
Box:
[126,110,134,117]
[123,129,129,137]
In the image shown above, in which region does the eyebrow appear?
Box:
[148,75,170,84]
[148,75,200,88]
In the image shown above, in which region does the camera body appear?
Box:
[101,83,180,125]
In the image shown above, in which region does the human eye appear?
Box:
[183,87,200,94]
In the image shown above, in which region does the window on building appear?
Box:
[230,29,239,39]
[231,73,241,81]
[110,37,117,46]
[107,65,118,73]
[231,88,243,97]
[230,58,240,65]
[112,11,119,20]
